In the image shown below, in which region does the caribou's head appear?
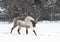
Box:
[30,15,40,27]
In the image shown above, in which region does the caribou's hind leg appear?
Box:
[17,26,21,34]
[26,28,28,34]
[10,24,17,34]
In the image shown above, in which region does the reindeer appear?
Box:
[10,15,40,35]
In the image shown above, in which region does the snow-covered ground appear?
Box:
[0,21,60,42]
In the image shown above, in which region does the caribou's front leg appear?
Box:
[31,26,37,35]
[33,30,37,35]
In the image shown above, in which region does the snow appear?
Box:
[0,7,5,15]
[0,21,60,42]
[0,7,5,12]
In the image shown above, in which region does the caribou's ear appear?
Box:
[30,20,36,27]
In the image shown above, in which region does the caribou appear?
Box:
[10,15,40,35]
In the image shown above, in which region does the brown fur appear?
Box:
[30,20,36,27]
[10,16,37,35]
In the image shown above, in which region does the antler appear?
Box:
[35,14,41,22]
